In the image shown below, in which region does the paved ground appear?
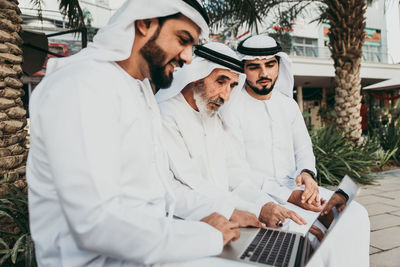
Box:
[354,169,400,267]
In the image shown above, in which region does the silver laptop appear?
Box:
[219,175,360,267]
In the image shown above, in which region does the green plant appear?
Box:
[311,124,376,185]
[0,185,36,267]
[318,106,336,125]
[375,148,398,170]
[370,118,400,163]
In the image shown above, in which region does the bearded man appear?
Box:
[27,1,246,266]
[220,34,370,267]
[156,42,307,229]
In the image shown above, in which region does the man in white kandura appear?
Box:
[220,34,370,266]
[25,1,258,266]
[156,41,364,267]
[156,42,307,229]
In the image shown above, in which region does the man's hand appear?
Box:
[230,209,265,228]
[321,192,347,216]
[259,202,306,228]
[288,190,326,212]
[296,172,319,205]
[201,212,240,245]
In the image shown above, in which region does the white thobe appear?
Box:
[222,88,316,203]
[158,93,275,216]
[221,87,370,267]
[27,60,236,267]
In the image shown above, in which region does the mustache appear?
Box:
[167,58,184,68]
[257,77,272,83]
[208,97,224,106]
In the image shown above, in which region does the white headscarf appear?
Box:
[238,35,294,98]
[156,42,246,103]
[46,0,209,75]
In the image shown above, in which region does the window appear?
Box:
[292,37,319,57]
[363,44,382,62]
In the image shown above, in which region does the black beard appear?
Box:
[246,79,276,96]
[140,28,174,89]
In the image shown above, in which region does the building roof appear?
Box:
[363,77,400,91]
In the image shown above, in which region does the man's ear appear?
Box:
[135,18,159,37]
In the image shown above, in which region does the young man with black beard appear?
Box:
[220,34,370,267]
[221,35,324,210]
[27,1,247,266]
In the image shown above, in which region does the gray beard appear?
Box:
[193,90,218,117]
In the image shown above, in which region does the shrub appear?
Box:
[369,118,400,164]
[0,185,36,267]
[311,125,376,185]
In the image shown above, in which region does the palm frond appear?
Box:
[205,0,269,31]
[29,0,84,29]
[58,0,85,28]
[29,0,44,23]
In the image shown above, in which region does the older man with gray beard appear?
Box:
[156,42,306,229]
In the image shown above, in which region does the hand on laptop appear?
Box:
[321,192,347,216]
[259,202,307,228]
[288,190,327,212]
[296,172,320,205]
[201,212,241,245]
[230,209,265,228]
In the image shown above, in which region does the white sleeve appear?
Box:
[161,112,261,217]
[223,129,276,216]
[167,171,235,221]
[290,105,317,178]
[36,78,223,264]
[259,173,297,204]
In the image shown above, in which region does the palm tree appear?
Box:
[205,0,396,143]
[0,0,84,197]
[0,1,83,264]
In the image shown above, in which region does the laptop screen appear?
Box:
[304,175,360,262]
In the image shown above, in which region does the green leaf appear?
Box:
[11,234,26,264]
[0,237,9,250]
[0,252,10,266]
[6,186,27,214]
[0,209,27,233]
[25,235,35,267]
[0,230,20,238]
[0,210,14,220]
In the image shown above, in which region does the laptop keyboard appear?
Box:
[240,228,296,267]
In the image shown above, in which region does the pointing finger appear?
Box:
[288,211,307,225]
[296,175,302,186]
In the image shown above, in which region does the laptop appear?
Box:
[219,175,360,267]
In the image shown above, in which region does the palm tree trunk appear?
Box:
[326,0,366,143]
[0,0,28,196]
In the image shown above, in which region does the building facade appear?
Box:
[250,0,400,128]
[18,0,400,127]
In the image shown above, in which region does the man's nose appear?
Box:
[220,84,231,102]
[180,46,193,65]
[259,66,268,77]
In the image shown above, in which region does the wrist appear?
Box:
[301,169,316,180]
